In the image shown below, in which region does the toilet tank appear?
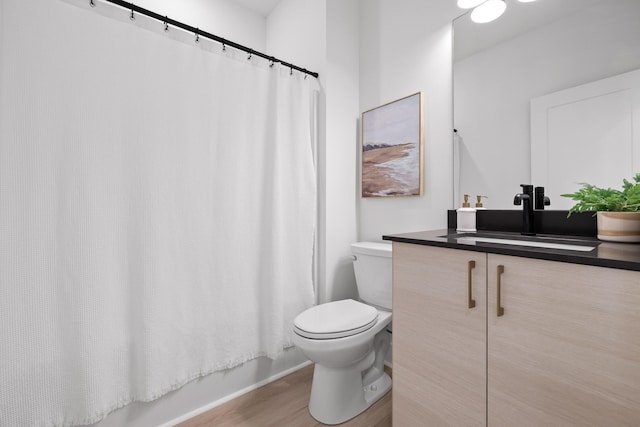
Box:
[351,242,392,310]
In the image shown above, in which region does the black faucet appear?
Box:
[534,186,551,210]
[514,184,535,235]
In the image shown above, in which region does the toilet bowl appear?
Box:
[292,242,392,425]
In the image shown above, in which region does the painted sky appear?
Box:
[363,93,420,146]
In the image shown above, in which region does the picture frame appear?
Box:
[361,92,423,198]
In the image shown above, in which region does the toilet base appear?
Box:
[364,371,392,407]
[308,360,392,425]
[295,311,393,425]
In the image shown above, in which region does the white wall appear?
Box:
[267,0,337,305]
[270,0,362,305]
[266,0,325,76]
[268,0,362,305]
[266,0,464,313]
[134,0,266,50]
[455,0,640,209]
[320,0,362,302]
[357,0,461,241]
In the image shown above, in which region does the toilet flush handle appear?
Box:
[352,255,357,261]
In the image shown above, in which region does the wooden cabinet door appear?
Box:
[393,243,487,426]
[487,254,640,426]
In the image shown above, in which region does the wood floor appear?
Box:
[177,364,392,427]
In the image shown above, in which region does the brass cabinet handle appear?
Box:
[467,260,476,308]
[497,265,505,317]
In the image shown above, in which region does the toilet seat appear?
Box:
[293,299,378,340]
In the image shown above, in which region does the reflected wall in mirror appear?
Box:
[453,0,640,209]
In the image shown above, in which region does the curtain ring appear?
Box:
[269,57,275,68]
[130,8,135,21]
[164,16,169,32]
[221,39,226,51]
[247,50,252,60]
[290,67,293,76]
[195,28,200,44]
[90,0,95,7]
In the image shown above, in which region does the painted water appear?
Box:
[362,142,420,197]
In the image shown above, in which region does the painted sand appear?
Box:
[362,143,420,197]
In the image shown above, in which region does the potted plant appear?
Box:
[561,173,640,242]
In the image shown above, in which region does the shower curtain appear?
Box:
[0,0,318,425]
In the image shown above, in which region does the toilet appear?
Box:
[292,242,392,425]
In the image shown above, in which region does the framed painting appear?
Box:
[361,92,423,197]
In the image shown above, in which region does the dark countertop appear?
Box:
[383,229,640,272]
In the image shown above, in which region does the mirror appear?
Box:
[453,0,640,209]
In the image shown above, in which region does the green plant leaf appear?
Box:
[561,174,640,217]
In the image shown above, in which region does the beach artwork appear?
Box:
[361,93,423,197]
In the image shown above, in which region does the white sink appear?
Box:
[453,235,596,252]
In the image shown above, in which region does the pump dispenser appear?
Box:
[456,194,477,232]
[475,195,487,209]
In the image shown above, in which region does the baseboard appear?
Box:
[161,360,313,427]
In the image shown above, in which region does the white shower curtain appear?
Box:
[0,0,317,425]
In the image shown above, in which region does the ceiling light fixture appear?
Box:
[459,0,536,24]
[470,0,506,23]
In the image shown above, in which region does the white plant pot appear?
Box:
[597,212,640,243]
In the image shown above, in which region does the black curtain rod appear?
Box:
[96,0,319,79]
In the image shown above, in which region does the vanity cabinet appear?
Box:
[392,243,487,426]
[392,242,640,426]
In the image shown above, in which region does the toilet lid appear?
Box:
[293,299,378,339]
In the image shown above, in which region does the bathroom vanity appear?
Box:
[383,229,640,426]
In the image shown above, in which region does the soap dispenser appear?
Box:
[475,195,487,210]
[456,194,477,233]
